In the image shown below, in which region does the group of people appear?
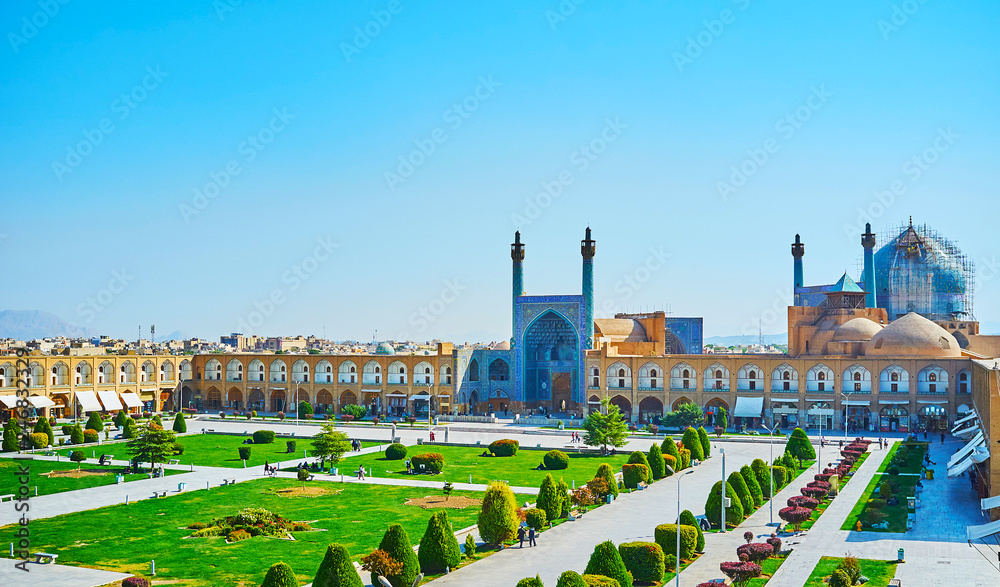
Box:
[517,524,537,548]
[569,431,583,443]
[350,438,363,452]
[262,461,278,476]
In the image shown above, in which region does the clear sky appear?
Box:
[2,1,998,342]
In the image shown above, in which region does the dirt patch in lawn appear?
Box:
[405,495,481,509]
[273,486,338,498]
[40,468,108,479]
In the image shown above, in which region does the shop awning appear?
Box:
[771,406,798,414]
[97,391,124,411]
[140,388,156,392]
[27,395,55,408]
[0,395,20,409]
[949,431,985,468]
[952,410,979,431]
[967,518,1000,542]
[981,495,1000,511]
[733,396,764,418]
[842,400,870,406]
[361,389,382,394]
[878,399,909,405]
[409,393,432,400]
[120,392,143,408]
[386,392,406,397]
[917,400,948,404]
[954,425,980,439]
[949,447,988,478]
[74,390,103,412]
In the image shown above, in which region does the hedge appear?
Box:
[679,509,704,553]
[516,576,544,587]
[740,465,764,508]
[584,540,632,587]
[581,575,620,587]
[410,453,444,474]
[618,541,665,584]
[681,427,705,461]
[524,507,547,531]
[544,450,570,470]
[705,480,744,529]
[626,451,652,483]
[385,443,407,460]
[647,443,666,480]
[253,430,276,444]
[654,523,697,561]
[488,438,519,457]
[622,464,649,489]
[30,432,48,449]
[728,471,754,516]
[83,429,99,444]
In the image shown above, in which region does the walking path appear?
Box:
[0,556,130,587]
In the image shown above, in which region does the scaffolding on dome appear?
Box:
[874,219,975,321]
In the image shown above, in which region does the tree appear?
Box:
[86,411,103,433]
[785,428,816,461]
[298,400,313,418]
[310,423,350,468]
[70,450,86,469]
[2,419,21,452]
[536,474,561,523]
[122,417,139,439]
[728,471,754,516]
[418,510,461,574]
[172,412,187,433]
[705,480,743,528]
[595,463,619,497]
[697,426,711,458]
[33,417,53,447]
[751,458,772,498]
[113,411,128,428]
[297,468,310,489]
[478,481,519,545]
[556,478,570,518]
[70,424,84,445]
[627,451,653,483]
[681,427,705,461]
[312,543,363,587]
[717,407,728,432]
[664,402,703,430]
[740,465,764,508]
[584,540,632,587]
[341,404,367,419]
[126,425,176,470]
[443,481,454,502]
[660,437,680,471]
[260,562,297,587]
[464,534,477,560]
[516,576,544,587]
[556,571,586,587]
[679,509,705,553]
[647,443,665,480]
[582,399,628,452]
[377,524,419,587]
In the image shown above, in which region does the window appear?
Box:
[818,382,825,391]
[683,369,690,378]
[683,379,689,389]
[890,373,899,382]
[853,373,860,381]
[715,370,722,379]
[929,383,936,393]
[593,376,599,387]
[928,373,937,382]
[891,383,898,392]
[650,378,657,388]
[749,380,756,390]
[784,381,790,391]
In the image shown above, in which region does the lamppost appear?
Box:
[295,381,300,427]
[842,392,849,441]
[719,446,726,533]
[766,422,779,526]
[665,465,694,586]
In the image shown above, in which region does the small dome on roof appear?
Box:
[491,340,511,351]
[833,318,883,342]
[864,312,961,358]
[374,342,395,355]
[594,319,648,343]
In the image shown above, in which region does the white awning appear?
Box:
[733,396,764,418]
[409,393,431,400]
[27,395,55,408]
[808,409,834,416]
[981,495,1000,511]
[0,395,20,409]
[916,400,948,404]
[120,392,143,408]
[588,399,603,404]
[967,519,1000,542]
[949,431,985,468]
[842,400,870,406]
[74,390,103,412]
[361,389,382,393]
[97,391,124,411]
[140,388,156,392]
[386,392,406,397]
[878,399,909,405]
[771,406,798,414]
[952,410,979,430]
[949,453,978,478]
[955,425,979,439]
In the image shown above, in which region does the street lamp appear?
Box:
[295,381,300,427]
[665,465,694,587]
[841,392,849,442]
[719,446,726,533]
[766,422,779,526]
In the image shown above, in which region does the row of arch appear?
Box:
[464,358,510,382]
[591,362,968,394]
[0,360,191,387]
[203,358,453,386]
[202,386,438,413]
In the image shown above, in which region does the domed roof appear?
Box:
[490,340,511,351]
[593,319,648,343]
[833,318,883,342]
[374,342,395,355]
[863,312,961,357]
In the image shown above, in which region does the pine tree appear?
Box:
[583,540,632,587]
[785,427,816,461]
[312,543,363,587]
[33,417,53,447]
[697,426,711,458]
[86,411,103,433]
[647,443,666,479]
[536,474,561,523]
[70,424,84,445]
[581,400,629,452]
[728,471,754,515]
[717,407,728,432]
[751,458,772,498]
[377,524,419,587]
[679,509,704,553]
[417,511,461,574]
[661,436,681,469]
[595,463,619,497]
[681,427,705,461]
[556,478,570,518]
[463,533,477,560]
[477,481,518,545]
[172,412,187,433]
[740,465,764,508]
[260,561,298,587]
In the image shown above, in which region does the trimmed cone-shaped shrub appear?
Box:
[385,443,407,460]
[740,465,764,508]
[622,464,649,489]
[581,576,619,587]
[781,451,798,472]
[627,451,652,483]
[595,463,619,497]
[418,510,461,574]
[661,437,680,469]
[464,533,477,560]
[662,454,676,476]
[114,411,128,428]
[705,481,744,529]
[728,471,754,516]
[312,543,363,587]
[679,448,692,470]
[2,421,19,452]
[584,540,632,587]
[785,427,815,461]
[680,509,705,553]
[771,465,787,489]
[516,576,544,587]
[86,412,104,433]
[536,474,561,523]
[34,418,54,448]
[478,481,518,545]
[556,570,587,587]
[654,524,697,561]
[751,459,772,498]
[172,412,187,433]
[261,562,298,587]
[544,450,570,470]
[377,524,419,587]
[618,541,665,584]
[697,426,711,458]
[556,478,570,518]
[647,443,666,480]
[681,427,705,461]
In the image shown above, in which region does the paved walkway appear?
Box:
[0,556,131,586]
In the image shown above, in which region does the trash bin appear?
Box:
[925,468,933,480]
[116,475,124,484]
[330,467,338,476]
[178,482,187,491]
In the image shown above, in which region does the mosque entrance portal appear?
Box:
[552,373,571,413]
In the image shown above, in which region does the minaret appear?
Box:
[862,222,876,308]
[791,234,804,306]
[581,227,596,347]
[511,231,525,346]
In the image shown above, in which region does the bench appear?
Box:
[152,490,167,498]
[307,474,315,481]
[32,552,58,564]
[167,459,180,465]
[0,494,14,502]
[889,580,901,587]
[222,478,237,486]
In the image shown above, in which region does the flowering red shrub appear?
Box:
[801,486,828,499]
[736,542,774,563]
[766,536,782,554]
[778,506,811,530]
[814,473,833,482]
[806,481,831,491]
[787,495,819,509]
[720,561,762,585]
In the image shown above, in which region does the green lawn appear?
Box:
[842,442,926,532]
[747,553,789,586]
[0,478,484,586]
[0,458,186,497]
[804,556,898,587]
[337,444,635,488]
[52,434,380,469]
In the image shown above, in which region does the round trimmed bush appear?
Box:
[787,495,819,510]
[556,570,587,587]
[766,536,781,554]
[801,486,828,500]
[122,578,150,587]
[261,562,298,587]
[736,542,774,563]
[30,432,48,449]
[410,453,444,474]
[654,523,697,561]
[238,447,251,461]
[778,506,811,530]
[524,507,547,531]
[627,451,652,483]
[253,430,276,444]
[544,450,570,470]
[581,576,620,587]
[385,443,407,460]
[488,438,519,457]
[70,450,85,464]
[83,429,99,443]
[516,576,544,587]
[720,561,762,585]
[618,541,665,584]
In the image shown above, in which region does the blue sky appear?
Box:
[1,0,998,342]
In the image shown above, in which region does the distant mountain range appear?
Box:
[0,310,99,340]
[704,333,788,346]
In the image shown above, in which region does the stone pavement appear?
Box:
[0,556,131,586]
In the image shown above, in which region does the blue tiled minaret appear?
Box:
[862,223,876,308]
[792,234,804,306]
[581,227,596,348]
[511,231,524,346]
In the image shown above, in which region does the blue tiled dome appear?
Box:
[375,342,395,355]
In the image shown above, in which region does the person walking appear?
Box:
[528,526,536,547]
[940,432,945,444]
[517,525,526,548]
[264,461,269,476]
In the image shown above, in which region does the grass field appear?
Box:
[336,444,636,487]
[746,553,790,586]
[1,478,484,586]
[52,434,381,469]
[803,556,898,586]
[841,441,927,532]
[0,458,186,497]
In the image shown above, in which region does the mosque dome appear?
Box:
[374,342,395,355]
[863,312,961,357]
[490,340,511,351]
[594,319,648,343]
[832,318,883,342]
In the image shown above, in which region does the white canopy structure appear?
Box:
[949,431,986,469]
[981,496,1000,512]
[733,396,764,418]
[949,446,989,478]
[74,390,103,413]
[119,392,143,409]
[966,519,1000,572]
[97,391,124,411]
[952,410,979,429]
[0,395,20,409]
[27,395,55,408]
